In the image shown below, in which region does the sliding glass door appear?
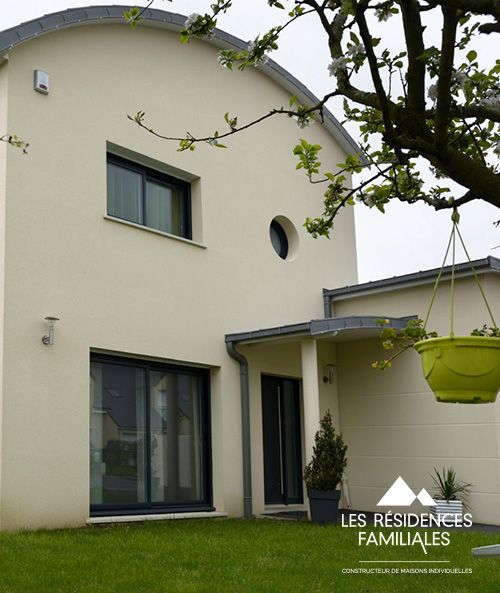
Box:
[149,370,204,503]
[90,355,211,515]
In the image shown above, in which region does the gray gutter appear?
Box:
[324,256,500,307]
[225,315,414,345]
[0,5,364,161]
[225,341,253,519]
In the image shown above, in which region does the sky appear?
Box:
[1,1,499,283]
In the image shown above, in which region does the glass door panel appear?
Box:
[261,377,283,504]
[261,375,303,505]
[149,371,204,504]
[90,361,146,505]
[281,379,302,503]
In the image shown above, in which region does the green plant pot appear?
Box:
[414,336,500,403]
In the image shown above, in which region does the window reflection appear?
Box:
[90,362,146,505]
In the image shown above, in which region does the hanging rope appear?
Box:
[450,215,456,337]
[455,224,498,331]
[423,227,454,330]
[423,209,498,335]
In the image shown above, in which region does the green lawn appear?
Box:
[0,518,499,593]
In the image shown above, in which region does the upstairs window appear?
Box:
[107,154,192,239]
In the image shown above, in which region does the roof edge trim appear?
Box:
[324,256,500,301]
[0,5,363,160]
[225,315,414,344]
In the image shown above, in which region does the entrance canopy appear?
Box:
[225,314,415,518]
[225,315,414,346]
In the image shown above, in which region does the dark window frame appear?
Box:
[107,153,192,240]
[90,353,213,517]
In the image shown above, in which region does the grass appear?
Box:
[0,518,499,593]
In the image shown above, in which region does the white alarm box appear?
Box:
[34,70,49,94]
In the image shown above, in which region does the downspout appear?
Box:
[226,340,253,518]
[323,292,331,318]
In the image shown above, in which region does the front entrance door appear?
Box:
[261,375,303,505]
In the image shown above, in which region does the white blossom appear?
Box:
[493,140,500,157]
[247,40,270,66]
[295,116,311,129]
[347,43,365,58]
[480,88,500,109]
[427,83,438,101]
[184,13,200,28]
[375,8,390,22]
[217,53,230,68]
[453,70,467,90]
[328,57,347,76]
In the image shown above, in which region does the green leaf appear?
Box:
[466,50,477,62]
[350,32,360,45]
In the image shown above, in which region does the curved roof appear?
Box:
[0,5,361,157]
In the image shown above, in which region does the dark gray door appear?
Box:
[261,375,303,505]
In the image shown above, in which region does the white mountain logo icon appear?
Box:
[377,476,435,507]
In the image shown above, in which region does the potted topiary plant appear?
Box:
[303,410,347,524]
[430,466,472,522]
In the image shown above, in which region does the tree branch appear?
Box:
[435,5,459,151]
[0,134,29,154]
[353,1,407,162]
[448,104,500,122]
[479,20,500,33]
[395,188,478,209]
[400,0,426,117]
[129,91,341,147]
[427,0,500,13]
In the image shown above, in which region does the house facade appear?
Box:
[0,6,499,531]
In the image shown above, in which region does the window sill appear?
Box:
[87,511,227,525]
[104,215,206,249]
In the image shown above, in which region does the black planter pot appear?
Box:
[307,488,341,524]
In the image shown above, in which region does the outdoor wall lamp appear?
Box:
[42,316,59,345]
[323,364,337,384]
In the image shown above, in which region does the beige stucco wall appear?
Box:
[0,61,8,522]
[0,23,357,530]
[334,274,500,524]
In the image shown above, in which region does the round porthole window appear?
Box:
[270,219,289,259]
[269,216,299,261]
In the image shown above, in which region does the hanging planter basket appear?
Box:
[414,336,500,403]
[406,210,500,404]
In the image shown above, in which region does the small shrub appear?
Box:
[303,410,347,491]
